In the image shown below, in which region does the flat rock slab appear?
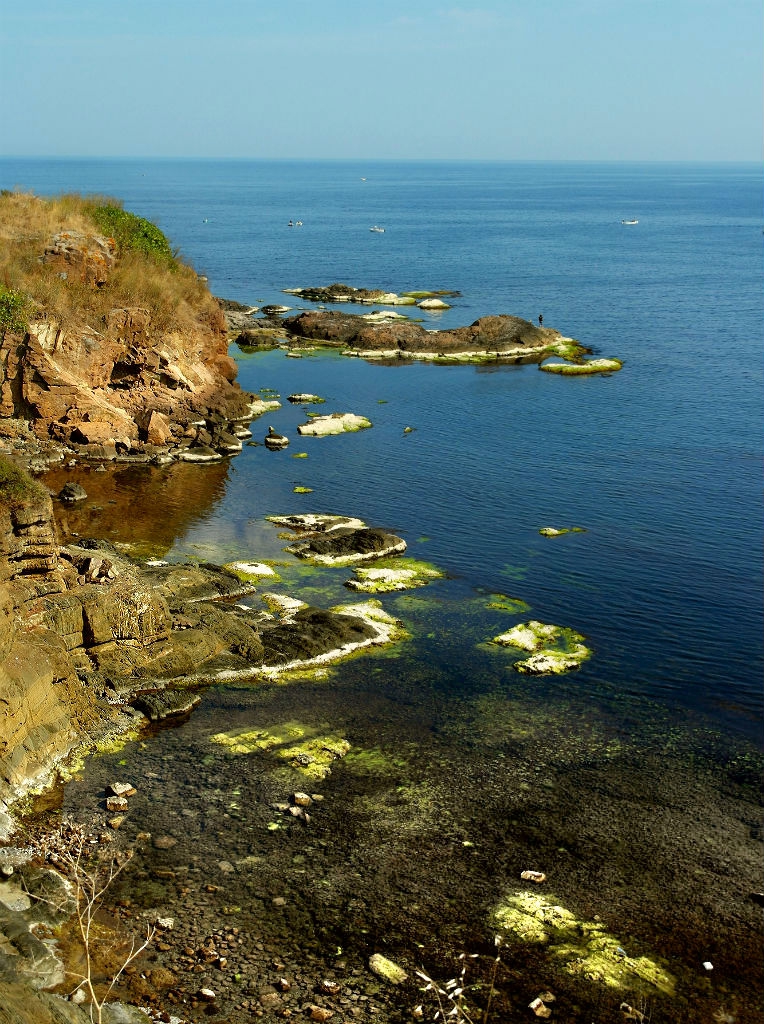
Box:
[267,513,366,534]
[287,527,407,566]
[260,607,380,666]
[133,689,203,721]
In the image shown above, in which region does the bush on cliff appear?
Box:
[88,202,176,266]
[0,284,31,336]
[0,190,220,335]
[0,455,48,510]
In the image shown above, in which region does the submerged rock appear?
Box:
[368,953,408,985]
[492,890,675,995]
[57,482,87,503]
[210,721,351,780]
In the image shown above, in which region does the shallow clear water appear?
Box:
[5,159,763,1019]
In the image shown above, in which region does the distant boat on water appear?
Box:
[369,225,385,233]
[621,218,639,225]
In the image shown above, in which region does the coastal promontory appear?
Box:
[0,191,256,468]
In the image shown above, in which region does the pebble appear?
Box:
[520,870,546,883]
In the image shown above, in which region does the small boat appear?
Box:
[621,219,639,225]
[369,225,385,233]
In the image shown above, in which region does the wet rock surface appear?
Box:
[287,527,407,565]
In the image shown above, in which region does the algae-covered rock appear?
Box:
[493,890,675,995]
[223,561,279,581]
[493,620,591,674]
[210,721,350,780]
[297,413,372,436]
[267,513,366,534]
[539,526,586,537]
[368,953,408,985]
[540,358,622,375]
[345,557,444,593]
[288,393,325,404]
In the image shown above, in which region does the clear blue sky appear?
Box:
[2,0,761,160]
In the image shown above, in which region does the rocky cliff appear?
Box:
[0,192,254,466]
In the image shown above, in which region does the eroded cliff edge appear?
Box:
[0,191,255,468]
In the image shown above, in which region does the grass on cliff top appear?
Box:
[0,455,48,509]
[0,190,220,336]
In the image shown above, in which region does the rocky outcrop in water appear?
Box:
[280,310,579,360]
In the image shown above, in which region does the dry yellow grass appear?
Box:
[0,190,220,336]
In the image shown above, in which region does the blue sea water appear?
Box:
[4,158,761,735]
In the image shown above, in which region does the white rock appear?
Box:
[297,413,372,436]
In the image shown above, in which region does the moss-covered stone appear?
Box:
[223,561,280,582]
[486,593,531,614]
[209,721,350,780]
[345,557,445,593]
[493,620,591,674]
[293,486,313,494]
[540,358,622,375]
[493,890,675,995]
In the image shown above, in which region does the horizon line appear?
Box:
[0,155,759,166]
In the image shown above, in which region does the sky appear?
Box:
[1,0,761,161]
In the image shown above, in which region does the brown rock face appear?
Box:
[0,489,99,801]
[40,230,117,285]
[0,231,252,452]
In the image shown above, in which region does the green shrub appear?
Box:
[88,204,176,266]
[0,456,48,509]
[0,285,31,335]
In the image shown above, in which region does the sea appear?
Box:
[2,159,762,1021]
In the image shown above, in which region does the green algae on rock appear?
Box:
[493,620,591,674]
[209,720,350,780]
[293,486,313,494]
[297,412,372,436]
[368,953,409,985]
[345,557,445,593]
[493,890,675,996]
[539,526,587,537]
[223,560,280,582]
[540,358,623,375]
[485,592,531,614]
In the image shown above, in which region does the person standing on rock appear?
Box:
[538,313,543,326]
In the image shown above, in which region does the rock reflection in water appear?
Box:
[45,460,232,557]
